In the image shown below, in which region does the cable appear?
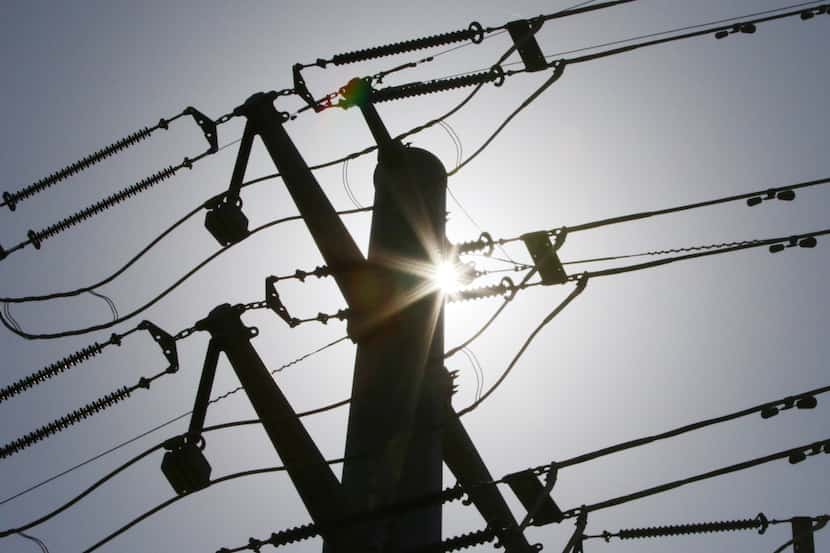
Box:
[342,158,364,209]
[447,60,566,178]
[0,204,204,304]
[0,209,372,340]
[459,347,483,401]
[535,384,830,473]
[445,268,537,357]
[562,239,763,266]
[0,401,352,539]
[1,43,544,339]
[579,228,830,281]
[440,1,824,81]
[16,531,49,553]
[0,133,250,304]
[0,337,349,507]
[561,2,829,67]
[87,290,119,321]
[565,436,830,517]
[0,80,493,307]
[542,0,825,64]
[565,177,830,234]
[77,462,344,553]
[457,274,587,416]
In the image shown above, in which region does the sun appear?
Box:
[433,261,462,293]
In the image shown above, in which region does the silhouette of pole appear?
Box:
[337,78,448,551]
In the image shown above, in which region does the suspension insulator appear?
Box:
[331,22,484,66]
[0,387,132,459]
[370,66,504,104]
[617,513,769,540]
[27,165,180,249]
[3,127,156,211]
[0,340,110,403]
[267,524,319,547]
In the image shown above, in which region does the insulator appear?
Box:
[370,66,504,104]
[0,386,132,459]
[266,524,318,547]
[454,232,495,257]
[617,514,768,540]
[420,528,496,553]
[27,165,179,248]
[447,277,516,303]
[3,127,156,211]
[331,22,483,66]
[0,341,108,403]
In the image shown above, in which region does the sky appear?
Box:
[0,1,828,552]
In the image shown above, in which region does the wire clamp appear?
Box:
[769,234,817,253]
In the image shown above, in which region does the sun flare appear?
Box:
[433,261,462,293]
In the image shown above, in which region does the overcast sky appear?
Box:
[0,1,829,552]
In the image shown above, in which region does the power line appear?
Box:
[457,274,588,416]
[26,374,825,550]
[445,268,537,357]
[0,336,349,507]
[559,2,829,66]
[542,384,830,472]
[439,0,826,81]
[0,402,352,538]
[562,436,830,518]
[0,209,371,340]
[579,228,828,280]
[16,531,49,553]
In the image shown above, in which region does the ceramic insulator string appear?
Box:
[330,23,484,66]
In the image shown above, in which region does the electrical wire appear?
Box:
[482,0,826,75]
[560,2,829,66]
[87,290,119,321]
[445,268,537,358]
[457,275,587,416]
[565,177,830,234]
[0,82,490,307]
[459,347,483,401]
[447,60,566,178]
[562,239,763,266]
[0,209,371,340]
[564,436,830,517]
[0,21,535,338]
[16,531,49,553]
[78,459,345,553]
[538,383,830,472]
[579,228,830,281]
[0,337,349,508]
[439,0,825,80]
[0,402,351,539]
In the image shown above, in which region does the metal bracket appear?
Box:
[266,276,300,327]
[293,63,323,113]
[521,230,568,285]
[185,106,219,154]
[139,320,179,372]
[506,19,548,73]
[504,468,564,526]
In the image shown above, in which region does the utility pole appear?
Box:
[195,83,534,552]
[337,79,448,551]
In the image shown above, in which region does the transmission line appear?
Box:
[0,336,349,507]
[561,436,830,518]
[457,274,588,416]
